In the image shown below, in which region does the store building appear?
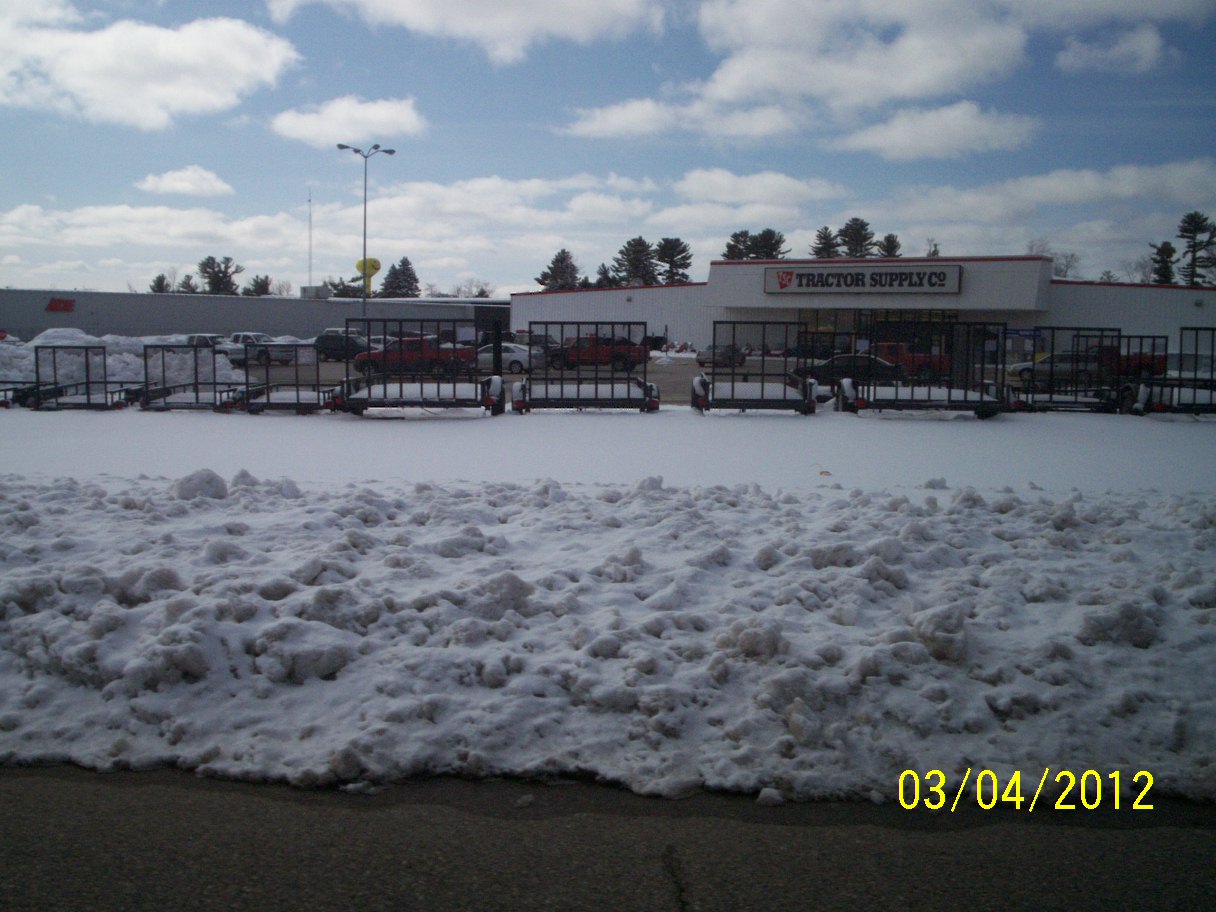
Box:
[510,256,1216,352]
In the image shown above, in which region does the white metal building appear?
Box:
[0,290,508,340]
[511,256,1216,349]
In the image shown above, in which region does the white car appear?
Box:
[476,342,545,373]
[218,332,295,366]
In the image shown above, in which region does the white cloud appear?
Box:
[272,96,428,148]
[566,0,1214,144]
[0,11,300,129]
[563,98,675,138]
[674,169,846,205]
[1055,25,1172,74]
[877,158,1216,224]
[265,0,666,64]
[135,166,235,197]
[834,102,1039,160]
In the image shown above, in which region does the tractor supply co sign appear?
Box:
[765,264,962,295]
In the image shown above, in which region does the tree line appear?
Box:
[535,219,922,291]
[149,255,493,298]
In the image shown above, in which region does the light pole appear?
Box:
[337,143,395,318]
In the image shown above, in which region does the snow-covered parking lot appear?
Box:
[1,401,1214,802]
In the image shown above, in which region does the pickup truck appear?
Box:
[1087,344,1166,379]
[869,342,951,381]
[353,335,476,376]
[218,332,295,366]
[548,335,649,372]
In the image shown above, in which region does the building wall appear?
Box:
[511,283,712,345]
[0,289,505,340]
[1044,281,1216,340]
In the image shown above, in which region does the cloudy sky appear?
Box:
[2,0,1215,296]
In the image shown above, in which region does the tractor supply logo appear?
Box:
[46,297,76,312]
[764,265,962,295]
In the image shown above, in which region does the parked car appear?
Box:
[696,344,748,368]
[513,330,560,351]
[796,353,906,389]
[1006,351,1102,389]
[353,335,476,376]
[218,332,295,367]
[476,342,545,373]
[184,333,225,349]
[476,329,517,348]
[314,328,371,361]
[548,335,649,372]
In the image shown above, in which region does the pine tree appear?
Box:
[1149,241,1179,285]
[241,275,272,296]
[197,256,244,295]
[612,237,659,286]
[149,274,172,293]
[722,230,753,260]
[837,218,876,258]
[536,249,582,290]
[175,274,199,294]
[1176,211,1216,287]
[810,226,841,258]
[654,237,692,284]
[722,228,788,260]
[379,257,421,297]
[925,238,941,257]
[594,263,622,288]
[876,233,902,258]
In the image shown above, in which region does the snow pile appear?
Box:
[2,469,1213,800]
[1,329,246,385]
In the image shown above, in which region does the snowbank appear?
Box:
[2,468,1213,801]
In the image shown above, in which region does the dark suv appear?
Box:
[314,328,371,361]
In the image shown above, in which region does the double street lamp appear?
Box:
[337,142,395,317]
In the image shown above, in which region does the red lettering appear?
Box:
[46,298,76,312]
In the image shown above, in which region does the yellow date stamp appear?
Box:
[898,768,1154,812]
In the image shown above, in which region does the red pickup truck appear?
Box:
[1087,345,1166,379]
[548,335,649,372]
[354,335,476,376]
[869,342,951,381]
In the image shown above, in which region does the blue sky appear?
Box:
[2,0,1215,296]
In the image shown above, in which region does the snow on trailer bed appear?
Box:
[337,379,503,414]
[693,375,820,414]
[515,376,660,411]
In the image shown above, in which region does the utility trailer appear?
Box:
[1121,327,1215,415]
[513,321,659,412]
[140,344,244,410]
[691,322,818,415]
[848,322,1008,419]
[223,344,338,415]
[332,318,506,416]
[25,345,137,409]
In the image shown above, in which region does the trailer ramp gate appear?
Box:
[514,321,658,412]
[691,322,817,414]
[334,318,505,415]
[854,322,1008,418]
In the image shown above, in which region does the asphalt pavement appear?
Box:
[1,767,1212,912]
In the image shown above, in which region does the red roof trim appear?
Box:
[1052,278,1216,292]
[709,255,1053,267]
